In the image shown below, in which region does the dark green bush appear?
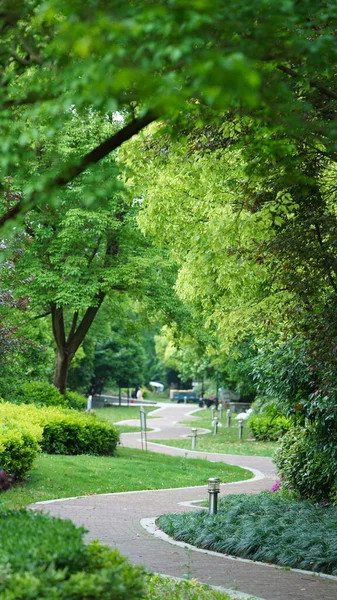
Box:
[65,390,87,411]
[274,425,337,501]
[248,413,291,441]
[157,492,337,574]
[0,509,145,600]
[41,411,120,455]
[15,381,68,408]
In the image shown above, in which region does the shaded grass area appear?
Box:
[157,492,337,575]
[0,447,252,510]
[152,409,278,457]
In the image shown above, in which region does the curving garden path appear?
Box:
[32,403,337,600]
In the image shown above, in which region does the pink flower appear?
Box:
[270,480,282,492]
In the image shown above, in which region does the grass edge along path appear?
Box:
[0,447,253,510]
[151,410,278,457]
[157,491,337,576]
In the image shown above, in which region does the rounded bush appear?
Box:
[274,425,337,501]
[15,382,67,408]
[248,414,291,441]
[0,408,43,479]
[40,410,120,456]
[65,390,87,411]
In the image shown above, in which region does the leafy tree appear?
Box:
[91,332,146,396]
[2,0,336,226]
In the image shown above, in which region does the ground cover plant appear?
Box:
[144,574,256,600]
[152,409,277,457]
[0,448,252,510]
[157,492,337,575]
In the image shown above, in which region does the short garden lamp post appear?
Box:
[219,404,223,419]
[191,428,197,450]
[238,418,244,440]
[213,416,219,435]
[211,406,216,420]
[208,477,220,515]
[226,409,231,428]
[184,395,187,404]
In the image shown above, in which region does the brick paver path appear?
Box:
[32,404,337,600]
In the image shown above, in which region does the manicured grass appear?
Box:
[153,408,278,457]
[97,405,158,422]
[0,447,252,510]
[157,492,337,575]
[97,405,158,433]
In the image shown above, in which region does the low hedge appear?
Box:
[247,413,291,441]
[0,405,43,478]
[0,403,119,481]
[40,409,120,455]
[0,509,145,600]
[13,381,87,411]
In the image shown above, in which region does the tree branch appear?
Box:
[51,304,66,352]
[67,291,105,357]
[277,64,337,101]
[67,311,79,344]
[53,111,156,187]
[0,111,156,228]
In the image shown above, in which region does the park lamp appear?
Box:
[208,477,220,515]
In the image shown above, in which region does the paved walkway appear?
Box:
[32,404,337,600]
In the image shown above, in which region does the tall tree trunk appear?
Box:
[51,291,105,394]
[53,349,70,395]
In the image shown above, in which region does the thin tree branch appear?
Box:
[67,311,79,344]
[68,291,105,356]
[277,64,337,101]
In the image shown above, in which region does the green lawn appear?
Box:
[152,408,278,457]
[96,405,159,433]
[0,447,252,510]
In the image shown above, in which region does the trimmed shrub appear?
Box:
[0,509,145,600]
[14,381,68,408]
[14,382,87,411]
[65,390,87,411]
[40,409,120,456]
[273,425,337,501]
[248,413,291,441]
[0,407,42,479]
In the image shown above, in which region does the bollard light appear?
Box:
[212,416,219,435]
[211,406,216,420]
[191,428,198,450]
[184,396,187,404]
[219,404,223,419]
[238,418,244,440]
[87,394,92,412]
[208,477,220,515]
[226,409,231,428]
